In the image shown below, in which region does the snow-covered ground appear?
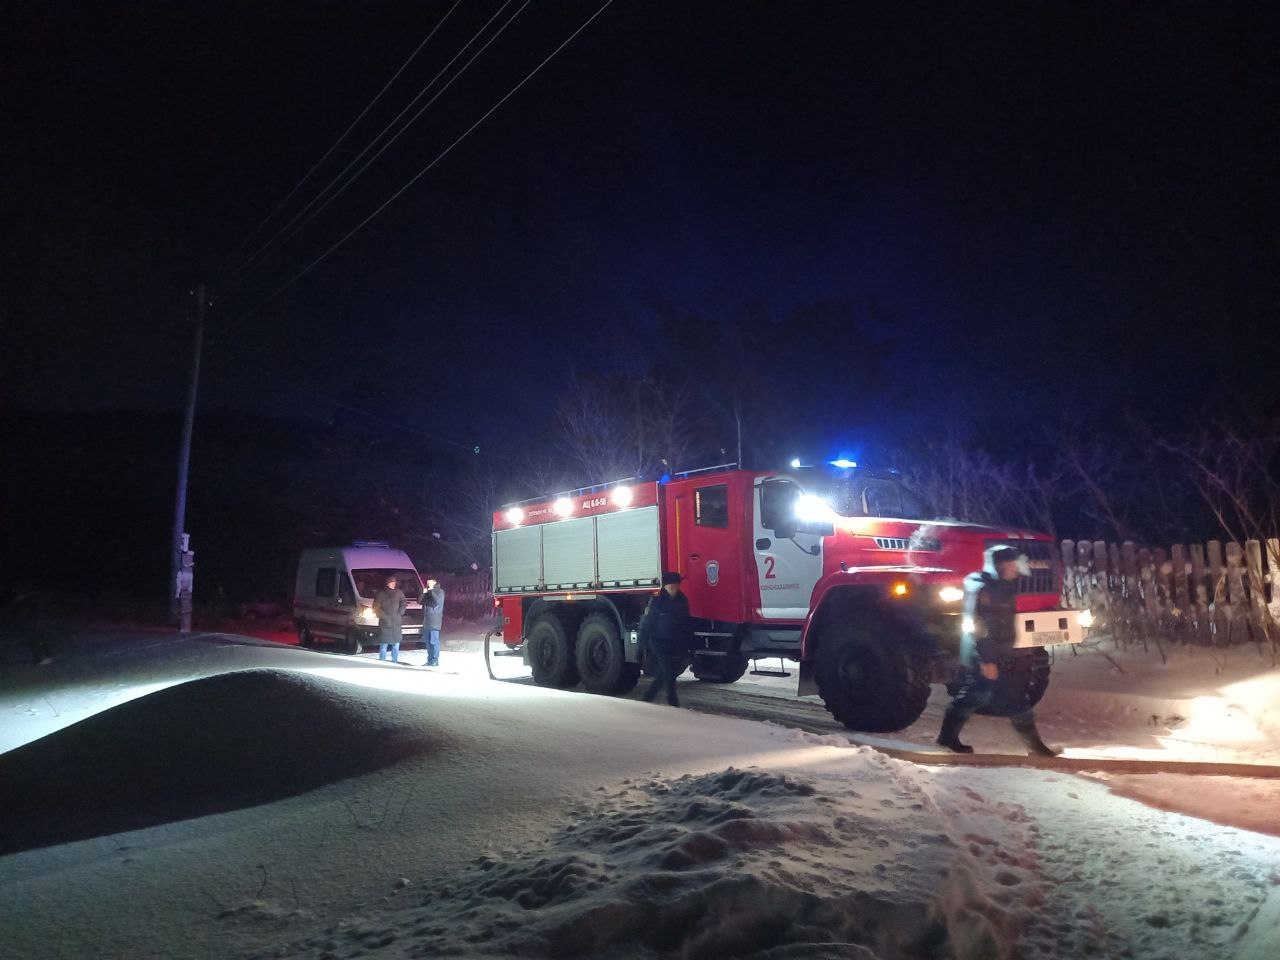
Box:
[2,626,1278,959]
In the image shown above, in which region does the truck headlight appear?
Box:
[358,606,378,625]
[938,586,965,603]
[1078,609,1095,629]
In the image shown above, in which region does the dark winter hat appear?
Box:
[661,571,684,585]
[987,546,1021,566]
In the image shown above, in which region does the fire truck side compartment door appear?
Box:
[597,505,661,586]
[494,525,542,592]
[543,517,595,589]
[753,477,824,620]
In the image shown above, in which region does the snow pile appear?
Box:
[270,762,1032,960]
[0,669,444,854]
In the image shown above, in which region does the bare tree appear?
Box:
[1166,415,1280,653]
[552,372,702,485]
[901,438,1059,534]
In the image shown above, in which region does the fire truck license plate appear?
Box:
[1032,631,1066,645]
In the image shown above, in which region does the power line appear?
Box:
[215,0,519,298]
[226,0,617,330]
[212,0,465,289]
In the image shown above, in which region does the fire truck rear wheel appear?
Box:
[691,652,750,683]
[575,614,640,695]
[527,614,580,689]
[975,648,1052,717]
[815,628,931,732]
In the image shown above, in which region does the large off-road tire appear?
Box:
[814,626,932,732]
[344,628,363,656]
[975,649,1052,717]
[575,614,640,695]
[691,652,750,684]
[528,614,580,689]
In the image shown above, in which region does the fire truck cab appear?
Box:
[492,465,1086,732]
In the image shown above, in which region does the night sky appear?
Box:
[4,1,1277,452]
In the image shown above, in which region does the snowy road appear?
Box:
[2,627,1279,959]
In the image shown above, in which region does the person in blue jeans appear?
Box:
[421,578,444,666]
[374,574,406,662]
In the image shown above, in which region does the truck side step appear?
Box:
[749,658,792,678]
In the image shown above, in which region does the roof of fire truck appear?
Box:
[492,460,909,520]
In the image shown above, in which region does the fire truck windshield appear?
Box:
[806,475,932,520]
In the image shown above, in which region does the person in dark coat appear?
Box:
[639,571,693,706]
[374,574,407,663]
[937,546,1061,756]
[421,577,444,666]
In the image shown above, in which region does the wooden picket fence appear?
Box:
[1060,537,1280,651]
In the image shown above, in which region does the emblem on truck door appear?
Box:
[706,560,720,586]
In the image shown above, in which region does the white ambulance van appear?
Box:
[293,542,424,654]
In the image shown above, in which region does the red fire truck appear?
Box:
[491,464,1088,731]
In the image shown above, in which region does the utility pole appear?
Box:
[734,395,743,469]
[169,283,205,630]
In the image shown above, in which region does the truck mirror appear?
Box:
[771,519,797,540]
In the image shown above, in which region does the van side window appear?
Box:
[695,484,729,527]
[338,574,355,605]
[315,567,337,598]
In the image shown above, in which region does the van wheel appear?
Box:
[691,653,750,684]
[528,614,579,689]
[344,629,363,656]
[815,623,931,732]
[298,622,314,647]
[975,649,1052,717]
[575,614,640,695]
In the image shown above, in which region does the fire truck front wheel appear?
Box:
[527,614,580,689]
[814,627,931,732]
[575,614,641,695]
[691,652,750,684]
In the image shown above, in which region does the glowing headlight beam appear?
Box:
[794,492,837,524]
[938,586,965,603]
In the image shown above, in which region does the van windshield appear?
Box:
[352,569,422,600]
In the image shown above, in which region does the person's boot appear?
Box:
[1012,716,1061,757]
[936,706,974,754]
